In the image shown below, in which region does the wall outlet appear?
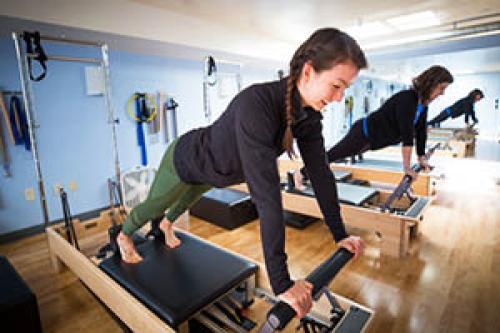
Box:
[68,180,77,192]
[25,188,35,201]
[53,183,63,196]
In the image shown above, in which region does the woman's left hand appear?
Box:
[418,157,433,172]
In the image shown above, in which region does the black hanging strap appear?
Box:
[22,31,48,81]
[59,188,80,250]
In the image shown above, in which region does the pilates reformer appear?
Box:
[285,167,430,219]
[373,126,475,159]
[426,126,477,158]
[281,155,438,196]
[48,184,258,333]
[232,158,432,258]
[257,248,372,333]
[428,126,478,141]
[47,199,373,332]
[47,215,259,333]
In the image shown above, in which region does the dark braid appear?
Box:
[282,28,367,158]
[283,57,305,158]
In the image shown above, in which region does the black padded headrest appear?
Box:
[334,170,352,182]
[349,158,402,171]
[202,188,251,206]
[285,183,379,206]
[99,232,257,328]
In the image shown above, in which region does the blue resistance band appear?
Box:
[362,117,369,138]
[135,96,148,166]
[414,103,425,125]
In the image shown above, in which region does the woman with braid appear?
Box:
[117,28,366,318]
[294,65,454,186]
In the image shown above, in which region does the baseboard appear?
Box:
[0,205,110,245]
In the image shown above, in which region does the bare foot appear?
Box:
[117,232,143,263]
[293,169,306,191]
[159,219,181,248]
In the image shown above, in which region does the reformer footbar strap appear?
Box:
[60,189,80,250]
[23,31,48,82]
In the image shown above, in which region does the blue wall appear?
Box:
[0,37,276,235]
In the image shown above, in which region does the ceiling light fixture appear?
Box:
[386,11,441,31]
[362,31,448,49]
[345,21,393,39]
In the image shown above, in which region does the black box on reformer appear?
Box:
[283,210,318,229]
[0,256,42,333]
[190,188,258,229]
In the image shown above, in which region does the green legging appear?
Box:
[121,139,211,236]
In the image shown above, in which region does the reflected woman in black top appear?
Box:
[296,66,453,185]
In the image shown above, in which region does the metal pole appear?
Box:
[27,53,101,64]
[236,71,242,92]
[100,44,123,204]
[0,90,23,95]
[12,32,50,229]
[202,80,211,123]
[20,33,104,47]
[215,59,243,67]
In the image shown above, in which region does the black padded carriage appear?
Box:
[99,232,257,329]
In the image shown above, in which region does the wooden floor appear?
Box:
[1,157,499,333]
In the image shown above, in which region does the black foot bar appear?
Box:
[258,248,353,332]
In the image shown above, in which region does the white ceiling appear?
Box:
[368,46,500,82]
[133,0,500,44]
[0,0,499,80]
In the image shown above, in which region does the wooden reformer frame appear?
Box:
[278,159,436,196]
[45,210,259,333]
[232,160,433,258]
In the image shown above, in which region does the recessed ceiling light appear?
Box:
[386,11,440,31]
[362,31,448,49]
[345,21,393,39]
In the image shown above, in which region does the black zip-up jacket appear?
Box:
[448,95,478,123]
[366,89,428,156]
[174,78,348,295]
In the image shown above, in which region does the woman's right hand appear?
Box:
[278,280,314,318]
[338,235,365,259]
